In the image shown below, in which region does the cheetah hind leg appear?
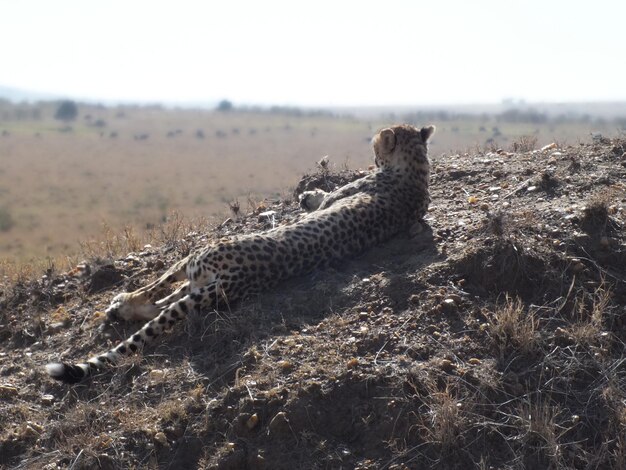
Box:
[47,285,215,384]
[155,281,191,308]
[105,255,190,322]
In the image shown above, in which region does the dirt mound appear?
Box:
[448,234,565,301]
[1,138,625,469]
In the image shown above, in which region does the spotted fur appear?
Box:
[46,124,435,383]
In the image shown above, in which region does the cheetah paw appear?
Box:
[106,293,160,322]
[299,189,327,212]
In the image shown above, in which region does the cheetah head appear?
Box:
[373,124,435,168]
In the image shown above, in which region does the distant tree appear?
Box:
[54,100,78,122]
[216,99,233,112]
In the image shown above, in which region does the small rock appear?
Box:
[154,431,168,446]
[442,298,457,311]
[347,358,359,369]
[526,186,537,193]
[277,360,293,371]
[41,394,55,405]
[554,327,568,337]
[571,261,585,274]
[149,369,166,380]
[0,384,18,398]
[27,421,43,434]
[268,412,291,436]
[246,413,259,430]
[356,326,369,335]
[541,142,557,151]
[554,327,573,345]
[21,423,41,438]
[69,263,91,278]
[440,359,456,372]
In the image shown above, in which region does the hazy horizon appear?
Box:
[1,0,625,107]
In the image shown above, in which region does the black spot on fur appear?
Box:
[97,355,111,364]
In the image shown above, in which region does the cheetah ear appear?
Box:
[420,125,436,143]
[380,128,396,153]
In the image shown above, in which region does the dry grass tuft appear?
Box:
[581,196,610,233]
[511,135,538,153]
[79,222,143,261]
[538,170,559,191]
[229,199,241,218]
[566,283,612,347]
[483,210,508,237]
[516,396,565,468]
[488,296,538,359]
[420,380,469,455]
[579,188,622,236]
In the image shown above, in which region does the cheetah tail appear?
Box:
[45,335,144,384]
[45,295,191,384]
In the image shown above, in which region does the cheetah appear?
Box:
[46,124,435,383]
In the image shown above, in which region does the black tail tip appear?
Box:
[45,362,87,384]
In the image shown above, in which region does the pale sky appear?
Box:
[1,0,624,106]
